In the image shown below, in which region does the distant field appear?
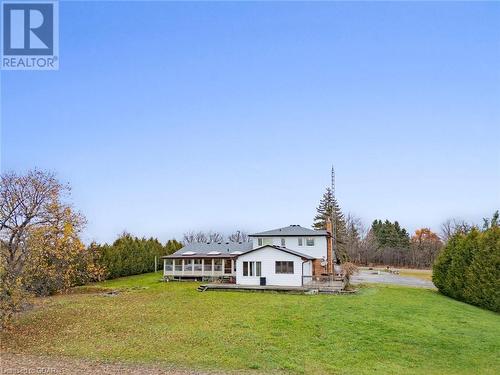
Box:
[398,269,433,281]
[359,267,433,281]
[1,273,499,375]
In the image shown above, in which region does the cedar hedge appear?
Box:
[90,234,182,280]
[433,224,499,312]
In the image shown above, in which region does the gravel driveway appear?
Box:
[351,269,435,288]
[0,353,226,375]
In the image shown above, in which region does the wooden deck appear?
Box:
[198,282,346,294]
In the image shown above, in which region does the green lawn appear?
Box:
[1,273,499,375]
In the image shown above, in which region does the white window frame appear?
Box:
[281,238,286,247]
[298,238,303,246]
[165,259,173,271]
[306,237,315,246]
[242,261,262,277]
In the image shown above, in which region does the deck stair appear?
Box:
[197,284,208,292]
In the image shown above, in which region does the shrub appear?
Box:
[342,262,358,288]
[433,224,499,312]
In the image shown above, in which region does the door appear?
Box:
[224,259,232,274]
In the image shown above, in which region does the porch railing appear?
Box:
[302,275,344,288]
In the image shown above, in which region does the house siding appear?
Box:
[251,236,327,259]
[236,247,312,287]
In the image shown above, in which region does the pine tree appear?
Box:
[312,187,348,261]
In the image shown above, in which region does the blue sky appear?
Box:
[1,1,499,243]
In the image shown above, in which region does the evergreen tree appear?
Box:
[371,220,410,249]
[312,187,348,261]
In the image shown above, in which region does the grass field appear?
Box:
[1,273,499,375]
[359,267,433,282]
[398,269,433,281]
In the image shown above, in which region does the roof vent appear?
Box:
[230,251,243,255]
[207,251,221,255]
[182,251,196,256]
[217,242,222,245]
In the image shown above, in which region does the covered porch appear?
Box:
[163,256,236,279]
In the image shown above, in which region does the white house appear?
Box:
[235,245,314,286]
[162,223,335,287]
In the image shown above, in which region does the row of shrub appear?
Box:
[433,224,499,312]
[89,233,183,280]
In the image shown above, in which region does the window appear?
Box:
[256,262,261,276]
[224,259,232,274]
[275,261,294,274]
[298,238,303,246]
[243,261,262,276]
[306,238,315,246]
[184,259,193,271]
[204,260,212,272]
[193,259,202,271]
[165,259,173,271]
[174,260,182,272]
[281,238,286,247]
[258,238,272,246]
[214,259,222,272]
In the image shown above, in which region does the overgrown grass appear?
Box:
[1,272,499,374]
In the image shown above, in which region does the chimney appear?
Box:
[326,216,333,275]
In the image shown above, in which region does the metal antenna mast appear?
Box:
[331,166,337,269]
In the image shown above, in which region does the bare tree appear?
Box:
[344,213,368,263]
[440,218,472,242]
[182,231,222,244]
[195,231,208,243]
[207,231,224,243]
[228,230,249,243]
[182,231,197,244]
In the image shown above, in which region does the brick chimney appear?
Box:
[326,216,333,274]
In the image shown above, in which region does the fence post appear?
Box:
[155,256,158,273]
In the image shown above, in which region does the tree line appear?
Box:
[313,186,466,269]
[182,230,250,244]
[89,234,182,280]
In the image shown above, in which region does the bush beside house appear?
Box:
[433,216,500,312]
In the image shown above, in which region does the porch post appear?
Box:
[182,259,184,276]
[211,259,214,276]
[202,259,205,277]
